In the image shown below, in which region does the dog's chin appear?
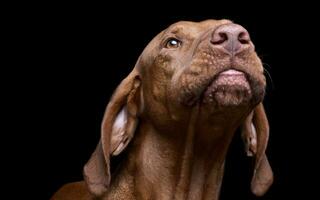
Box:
[202,69,252,107]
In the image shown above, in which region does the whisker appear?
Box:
[262,62,274,91]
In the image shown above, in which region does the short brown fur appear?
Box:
[51,19,273,200]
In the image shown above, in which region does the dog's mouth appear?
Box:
[202,69,252,106]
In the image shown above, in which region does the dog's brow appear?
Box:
[167,25,199,40]
[170,26,184,34]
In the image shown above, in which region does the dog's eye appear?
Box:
[165,38,181,48]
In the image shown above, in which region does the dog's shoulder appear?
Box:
[50,181,92,200]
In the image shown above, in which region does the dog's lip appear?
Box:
[219,69,245,76]
[183,69,251,106]
[199,69,251,102]
[206,69,249,88]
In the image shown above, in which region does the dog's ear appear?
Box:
[241,103,273,196]
[83,69,142,197]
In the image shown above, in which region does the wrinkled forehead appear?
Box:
[163,19,232,39]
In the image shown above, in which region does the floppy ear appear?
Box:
[83,69,142,197]
[241,103,273,196]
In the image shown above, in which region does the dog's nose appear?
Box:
[211,24,251,54]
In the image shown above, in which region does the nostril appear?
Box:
[211,24,251,54]
[211,32,228,45]
[238,31,250,44]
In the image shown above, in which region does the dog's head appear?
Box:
[84,20,272,197]
[139,20,265,119]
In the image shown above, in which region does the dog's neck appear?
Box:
[107,106,250,200]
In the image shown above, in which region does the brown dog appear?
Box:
[51,19,273,200]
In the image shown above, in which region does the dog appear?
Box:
[51,19,273,200]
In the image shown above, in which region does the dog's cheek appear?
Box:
[156,51,182,75]
[140,61,171,117]
[150,54,183,104]
[248,55,266,97]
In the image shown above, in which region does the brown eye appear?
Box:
[165,38,181,48]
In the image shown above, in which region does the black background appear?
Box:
[7,2,318,200]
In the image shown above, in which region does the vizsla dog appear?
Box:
[51,19,273,200]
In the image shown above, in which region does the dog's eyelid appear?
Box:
[164,37,182,49]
